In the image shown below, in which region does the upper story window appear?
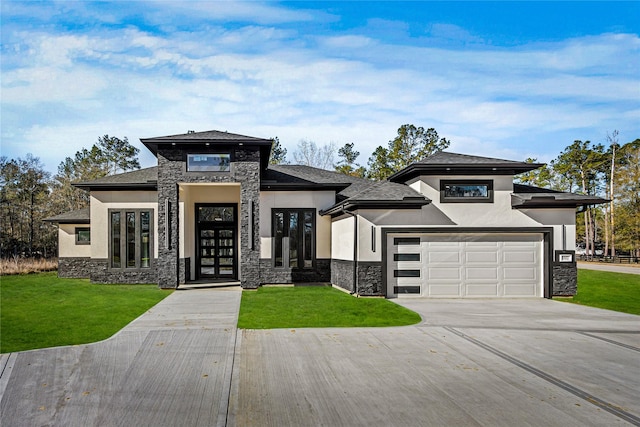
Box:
[440,180,493,203]
[75,227,90,245]
[187,154,230,172]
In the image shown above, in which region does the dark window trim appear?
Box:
[440,179,494,203]
[75,227,91,245]
[108,208,154,270]
[271,208,316,270]
[186,152,232,172]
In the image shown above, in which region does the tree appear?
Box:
[614,139,640,257]
[292,139,336,170]
[97,135,140,175]
[0,155,52,257]
[269,137,288,165]
[367,124,450,180]
[335,143,366,177]
[515,158,552,188]
[605,130,619,256]
[50,135,141,214]
[553,140,606,256]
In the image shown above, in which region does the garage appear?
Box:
[387,233,544,298]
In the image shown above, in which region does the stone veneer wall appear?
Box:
[259,259,331,283]
[157,147,260,289]
[330,259,383,296]
[552,262,577,296]
[89,259,158,284]
[58,257,93,278]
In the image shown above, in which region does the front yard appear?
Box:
[0,272,170,353]
[559,269,640,315]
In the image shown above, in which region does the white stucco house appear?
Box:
[45,130,606,298]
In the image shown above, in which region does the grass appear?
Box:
[238,285,421,329]
[0,272,171,353]
[559,270,640,315]
[1,257,58,275]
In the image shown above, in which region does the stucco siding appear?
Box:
[58,224,91,258]
[331,216,354,261]
[90,191,159,260]
[259,191,334,259]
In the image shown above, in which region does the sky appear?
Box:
[2,1,639,175]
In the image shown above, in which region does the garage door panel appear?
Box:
[428,284,461,296]
[504,284,537,296]
[427,267,462,280]
[466,267,499,280]
[428,251,460,263]
[465,251,498,263]
[503,251,537,263]
[503,267,537,280]
[466,284,499,296]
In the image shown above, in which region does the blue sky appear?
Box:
[2,1,639,174]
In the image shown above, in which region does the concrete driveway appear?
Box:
[233,299,640,426]
[2,290,639,426]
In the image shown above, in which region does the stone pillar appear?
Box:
[157,152,180,289]
[552,262,577,296]
[234,157,260,289]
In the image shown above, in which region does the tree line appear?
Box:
[275,125,639,257]
[1,136,140,258]
[1,127,637,259]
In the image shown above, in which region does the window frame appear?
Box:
[108,208,154,270]
[186,153,231,172]
[75,227,91,245]
[440,179,494,203]
[271,208,316,270]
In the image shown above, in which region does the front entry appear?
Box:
[196,204,238,280]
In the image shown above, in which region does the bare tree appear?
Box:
[292,139,336,170]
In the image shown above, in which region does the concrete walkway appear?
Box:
[2,290,639,426]
[0,287,241,427]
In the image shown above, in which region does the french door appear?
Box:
[195,204,237,280]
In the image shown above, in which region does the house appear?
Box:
[44,130,607,298]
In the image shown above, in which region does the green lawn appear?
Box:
[560,270,640,315]
[0,272,171,353]
[238,285,421,329]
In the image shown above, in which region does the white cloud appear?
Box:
[1,2,638,174]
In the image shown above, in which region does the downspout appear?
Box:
[341,205,358,296]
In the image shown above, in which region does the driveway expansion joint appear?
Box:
[444,326,640,426]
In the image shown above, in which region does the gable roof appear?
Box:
[73,167,158,191]
[43,208,90,224]
[511,184,608,209]
[388,151,544,183]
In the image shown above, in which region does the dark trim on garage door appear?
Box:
[381,227,554,299]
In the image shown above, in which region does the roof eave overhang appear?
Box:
[320,199,430,216]
[141,138,273,155]
[72,183,158,191]
[511,194,609,209]
[389,164,544,183]
[260,183,350,192]
[43,218,91,224]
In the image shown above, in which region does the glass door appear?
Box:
[196,204,237,280]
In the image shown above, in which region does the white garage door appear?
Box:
[388,233,543,298]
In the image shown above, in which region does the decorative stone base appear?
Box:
[552,263,577,296]
[58,257,92,279]
[259,259,331,284]
[330,259,384,296]
[89,259,159,284]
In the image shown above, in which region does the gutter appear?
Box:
[340,205,359,296]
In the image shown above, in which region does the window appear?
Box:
[75,227,90,245]
[440,180,493,203]
[272,209,315,269]
[109,209,153,269]
[187,154,230,172]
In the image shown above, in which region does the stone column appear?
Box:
[157,151,180,289]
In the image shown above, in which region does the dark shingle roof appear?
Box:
[141,130,271,143]
[512,184,608,208]
[389,151,544,182]
[43,208,90,224]
[73,167,158,190]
